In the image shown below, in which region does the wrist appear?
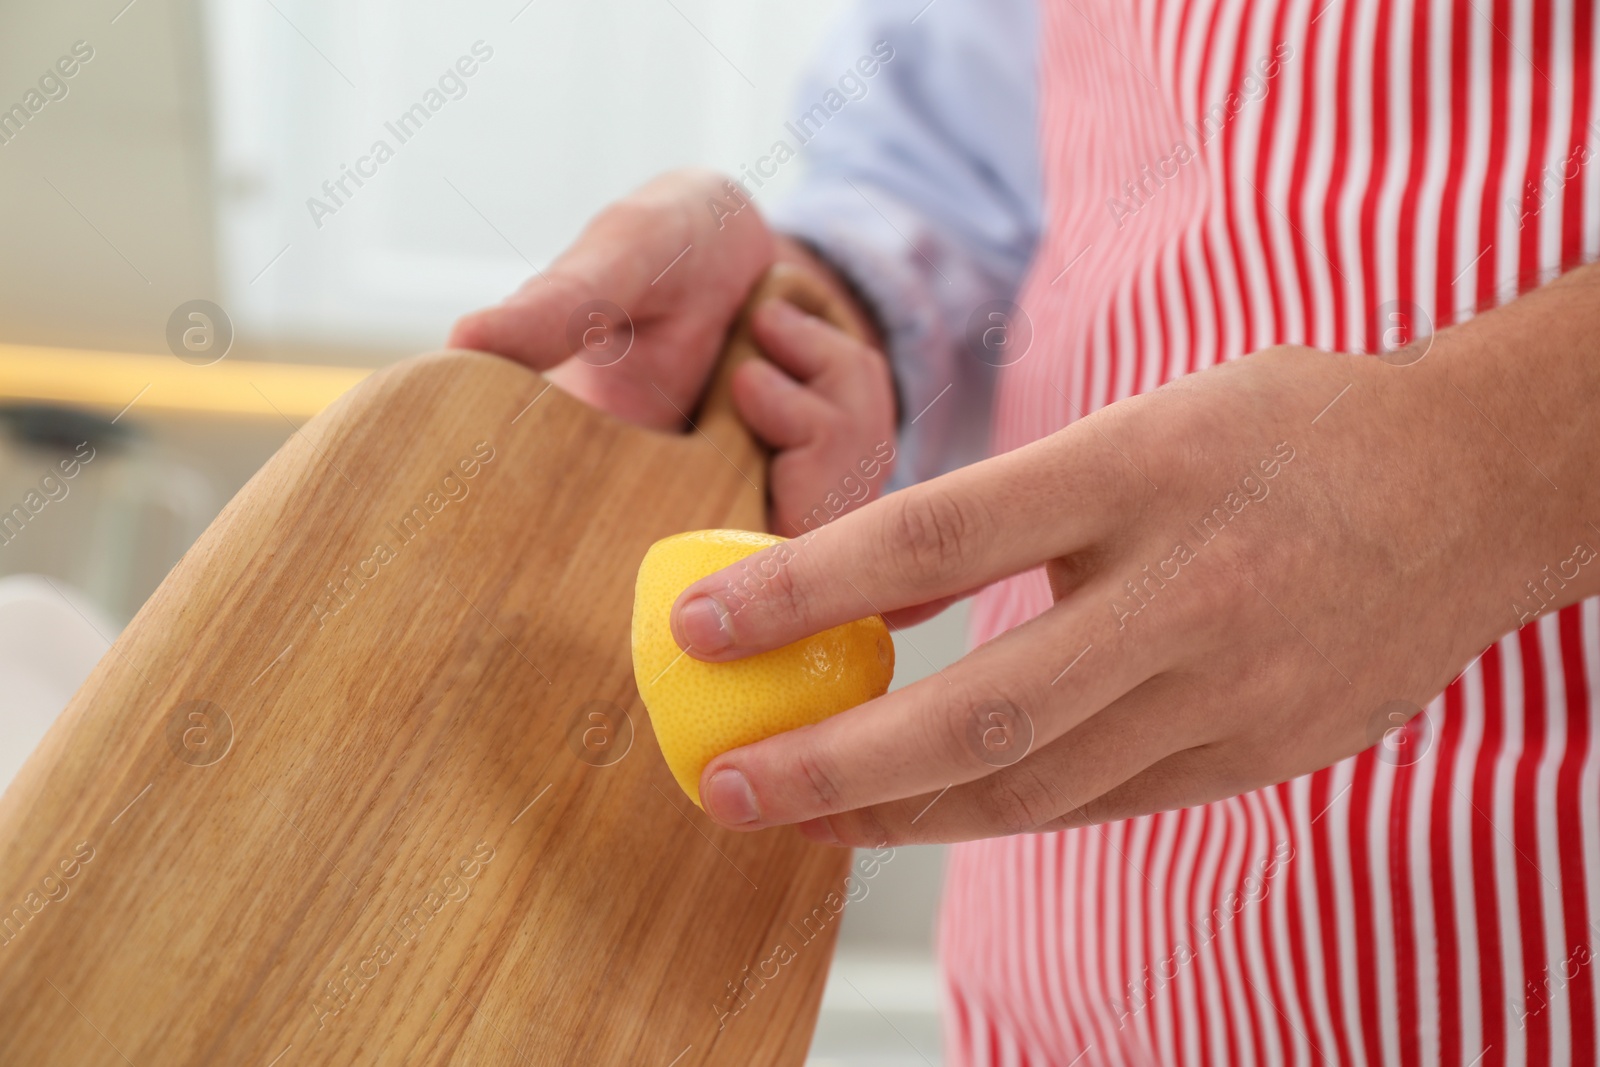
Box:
[1393,282,1600,624]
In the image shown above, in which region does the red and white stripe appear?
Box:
[940,0,1600,1062]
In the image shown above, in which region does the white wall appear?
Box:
[0,0,216,352]
[206,0,845,347]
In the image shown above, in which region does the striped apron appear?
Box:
[941,1,1600,1063]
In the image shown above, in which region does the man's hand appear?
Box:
[448,168,897,532]
[666,271,1600,845]
[732,293,897,534]
[449,169,775,430]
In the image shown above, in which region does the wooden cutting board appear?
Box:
[0,267,857,1065]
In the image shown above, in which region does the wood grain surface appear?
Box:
[0,268,859,1064]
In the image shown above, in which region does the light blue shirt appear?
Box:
[768,0,1042,486]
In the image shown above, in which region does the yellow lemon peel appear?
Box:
[632,530,895,806]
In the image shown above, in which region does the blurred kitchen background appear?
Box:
[0,1,959,1062]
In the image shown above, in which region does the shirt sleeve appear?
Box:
[765,0,1043,485]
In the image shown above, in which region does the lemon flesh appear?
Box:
[632,529,895,807]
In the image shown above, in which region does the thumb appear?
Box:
[449,273,633,371]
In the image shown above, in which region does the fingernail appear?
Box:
[677,595,732,653]
[704,769,761,825]
[798,818,839,845]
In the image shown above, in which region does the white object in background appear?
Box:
[808,952,945,1066]
[204,0,843,347]
[0,575,118,791]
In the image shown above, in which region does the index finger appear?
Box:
[669,425,1135,660]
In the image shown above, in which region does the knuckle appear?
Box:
[926,684,1038,773]
[886,487,989,581]
[753,546,813,629]
[793,745,846,811]
[926,694,984,769]
[982,769,1060,837]
[833,808,896,849]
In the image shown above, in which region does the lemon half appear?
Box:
[632,530,895,806]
